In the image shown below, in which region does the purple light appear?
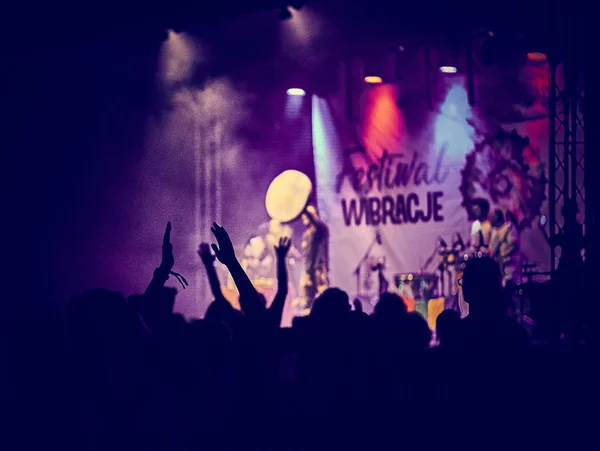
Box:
[439,66,458,74]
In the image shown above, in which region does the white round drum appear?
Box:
[265,170,312,223]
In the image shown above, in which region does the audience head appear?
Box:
[67,289,149,381]
[373,292,408,321]
[69,289,144,337]
[461,257,505,317]
[127,293,144,314]
[436,309,461,346]
[310,288,350,322]
[205,299,242,333]
[403,313,432,350]
[160,286,178,313]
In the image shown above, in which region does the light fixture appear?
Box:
[278,7,292,20]
[439,66,458,74]
[287,88,306,96]
[527,52,547,62]
[364,76,383,84]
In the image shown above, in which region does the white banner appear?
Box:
[311,81,549,304]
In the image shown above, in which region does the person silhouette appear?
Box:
[460,256,530,351]
[294,206,330,316]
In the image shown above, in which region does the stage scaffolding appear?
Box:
[547,2,585,274]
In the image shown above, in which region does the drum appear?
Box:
[395,273,437,301]
[265,170,312,223]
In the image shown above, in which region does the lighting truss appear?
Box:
[548,6,585,272]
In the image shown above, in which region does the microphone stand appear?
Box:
[353,236,380,299]
[438,249,458,298]
[420,247,439,273]
[438,257,446,298]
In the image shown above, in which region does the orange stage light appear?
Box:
[527,52,547,62]
[364,76,383,84]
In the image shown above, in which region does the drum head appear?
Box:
[265,170,312,223]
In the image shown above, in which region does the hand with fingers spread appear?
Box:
[160,221,175,271]
[199,242,226,303]
[211,222,237,267]
[198,242,216,266]
[211,222,263,317]
[275,236,292,261]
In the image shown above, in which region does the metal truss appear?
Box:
[548,5,585,273]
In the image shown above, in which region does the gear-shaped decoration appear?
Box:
[460,129,547,229]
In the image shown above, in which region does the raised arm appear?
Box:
[211,222,265,317]
[144,222,174,299]
[143,222,189,329]
[267,237,291,327]
[199,243,227,303]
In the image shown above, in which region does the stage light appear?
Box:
[439,66,457,74]
[287,88,306,96]
[364,76,383,84]
[278,7,292,20]
[527,52,547,62]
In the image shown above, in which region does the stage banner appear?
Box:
[311,81,548,303]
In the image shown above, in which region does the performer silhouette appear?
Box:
[489,209,522,318]
[470,198,492,254]
[295,205,330,315]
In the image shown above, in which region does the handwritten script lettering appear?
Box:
[337,147,450,196]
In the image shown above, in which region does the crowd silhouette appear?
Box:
[1,220,592,451]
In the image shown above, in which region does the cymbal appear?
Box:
[265,170,312,223]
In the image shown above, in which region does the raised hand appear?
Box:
[146,222,187,301]
[198,242,216,265]
[160,221,174,271]
[275,236,292,260]
[210,222,236,266]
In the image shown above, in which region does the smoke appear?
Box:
[125,33,249,319]
[172,80,247,171]
[159,31,208,87]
